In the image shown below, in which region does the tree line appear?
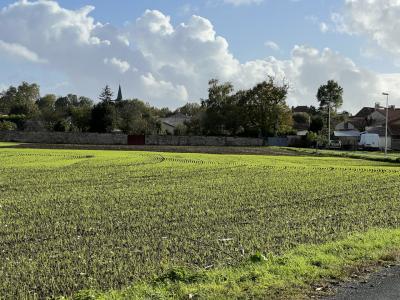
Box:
[0,78,344,140]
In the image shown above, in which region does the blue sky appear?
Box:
[0,0,399,111]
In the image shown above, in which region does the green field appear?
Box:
[1,145,400,299]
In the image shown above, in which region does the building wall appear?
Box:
[368,111,386,126]
[335,122,356,131]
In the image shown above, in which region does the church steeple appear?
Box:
[116,85,123,101]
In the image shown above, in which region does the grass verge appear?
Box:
[279,147,400,164]
[70,228,400,300]
[0,141,20,147]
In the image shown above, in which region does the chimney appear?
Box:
[389,105,395,110]
[375,102,381,110]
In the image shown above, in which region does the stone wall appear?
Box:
[0,131,265,147]
[392,138,400,151]
[145,135,264,146]
[0,131,128,145]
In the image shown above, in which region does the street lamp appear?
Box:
[382,92,389,157]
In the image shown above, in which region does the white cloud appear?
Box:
[0,0,400,112]
[334,0,400,56]
[319,22,329,33]
[103,57,131,73]
[0,40,46,63]
[264,41,280,51]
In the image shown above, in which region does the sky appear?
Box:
[1,0,400,113]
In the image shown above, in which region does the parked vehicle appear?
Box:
[359,132,380,150]
[329,140,342,149]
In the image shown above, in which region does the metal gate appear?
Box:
[127,135,145,145]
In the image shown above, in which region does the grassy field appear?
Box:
[1,144,400,299]
[280,147,400,163]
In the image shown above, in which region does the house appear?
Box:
[333,130,360,149]
[335,104,400,150]
[335,117,367,132]
[160,113,191,135]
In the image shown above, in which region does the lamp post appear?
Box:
[328,104,331,148]
[382,92,389,157]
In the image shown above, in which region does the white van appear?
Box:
[359,133,380,150]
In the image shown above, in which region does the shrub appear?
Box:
[0,121,17,131]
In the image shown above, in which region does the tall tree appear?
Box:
[90,102,116,133]
[99,85,113,103]
[8,82,40,117]
[0,86,18,114]
[37,94,57,129]
[243,77,290,136]
[201,79,237,135]
[316,80,343,112]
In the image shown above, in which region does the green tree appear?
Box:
[316,80,343,112]
[116,99,160,134]
[0,86,17,114]
[69,96,93,132]
[0,121,17,131]
[309,115,324,133]
[6,82,40,117]
[90,102,116,133]
[201,79,239,135]
[37,94,57,129]
[53,119,70,132]
[177,103,202,116]
[99,85,113,103]
[243,77,291,136]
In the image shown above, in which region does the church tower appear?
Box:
[116,85,123,101]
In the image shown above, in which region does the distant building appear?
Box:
[335,105,400,150]
[160,113,191,135]
[115,85,123,101]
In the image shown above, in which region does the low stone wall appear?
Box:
[145,135,264,146]
[0,131,265,147]
[392,139,400,151]
[0,131,127,145]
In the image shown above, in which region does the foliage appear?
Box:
[0,79,296,137]
[200,77,292,137]
[53,119,70,132]
[309,115,324,133]
[176,102,202,116]
[317,80,343,111]
[99,85,114,103]
[0,120,17,131]
[116,100,161,135]
[243,77,291,136]
[0,114,26,129]
[0,82,40,117]
[90,101,117,133]
[292,112,310,124]
[201,79,237,135]
[1,148,400,298]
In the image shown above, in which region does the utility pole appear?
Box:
[382,92,389,157]
[328,104,331,148]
